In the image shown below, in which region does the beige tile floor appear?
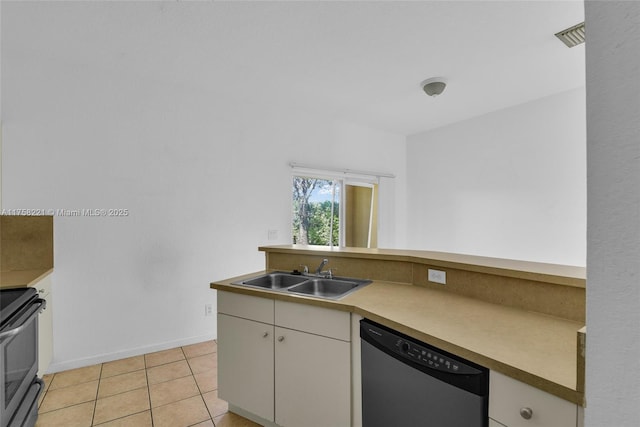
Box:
[36,340,261,427]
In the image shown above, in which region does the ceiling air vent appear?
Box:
[555,22,585,48]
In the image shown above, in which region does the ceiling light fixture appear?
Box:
[421,78,447,97]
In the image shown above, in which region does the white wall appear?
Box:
[0,3,3,211]
[406,88,586,266]
[1,36,405,371]
[585,1,640,426]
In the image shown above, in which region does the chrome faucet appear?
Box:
[315,258,329,276]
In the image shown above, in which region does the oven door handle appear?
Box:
[0,299,46,342]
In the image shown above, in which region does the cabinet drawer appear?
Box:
[489,371,577,427]
[217,291,273,323]
[275,300,350,341]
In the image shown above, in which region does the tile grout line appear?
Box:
[37,342,223,427]
[144,351,155,427]
[182,345,216,426]
[207,350,221,427]
[90,363,103,426]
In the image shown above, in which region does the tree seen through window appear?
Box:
[292,177,340,246]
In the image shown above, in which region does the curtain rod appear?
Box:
[289,162,395,179]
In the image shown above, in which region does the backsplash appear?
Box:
[262,246,585,323]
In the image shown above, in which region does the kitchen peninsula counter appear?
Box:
[211,245,586,406]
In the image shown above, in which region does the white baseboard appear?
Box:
[46,333,216,374]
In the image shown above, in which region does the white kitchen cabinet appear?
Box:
[577,406,584,427]
[217,291,352,427]
[217,313,274,421]
[490,370,579,427]
[31,274,53,375]
[273,299,351,426]
[274,326,350,427]
[217,292,274,421]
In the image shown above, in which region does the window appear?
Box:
[291,166,381,248]
[292,177,341,246]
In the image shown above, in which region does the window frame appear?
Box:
[291,165,383,248]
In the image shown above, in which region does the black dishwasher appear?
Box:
[360,319,488,427]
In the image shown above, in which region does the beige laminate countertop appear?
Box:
[0,268,53,289]
[211,272,584,406]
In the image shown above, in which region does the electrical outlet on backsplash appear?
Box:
[428,268,446,285]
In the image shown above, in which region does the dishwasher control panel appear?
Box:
[361,320,481,376]
[394,338,477,375]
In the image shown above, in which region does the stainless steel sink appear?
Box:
[235,272,308,289]
[287,278,360,299]
[232,272,371,299]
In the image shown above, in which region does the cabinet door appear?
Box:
[217,314,274,422]
[275,326,351,427]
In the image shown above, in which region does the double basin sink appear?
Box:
[232,271,372,300]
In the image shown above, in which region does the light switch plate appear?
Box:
[428,269,446,285]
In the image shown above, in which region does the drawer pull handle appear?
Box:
[262,332,269,338]
[520,407,533,420]
[278,336,285,342]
